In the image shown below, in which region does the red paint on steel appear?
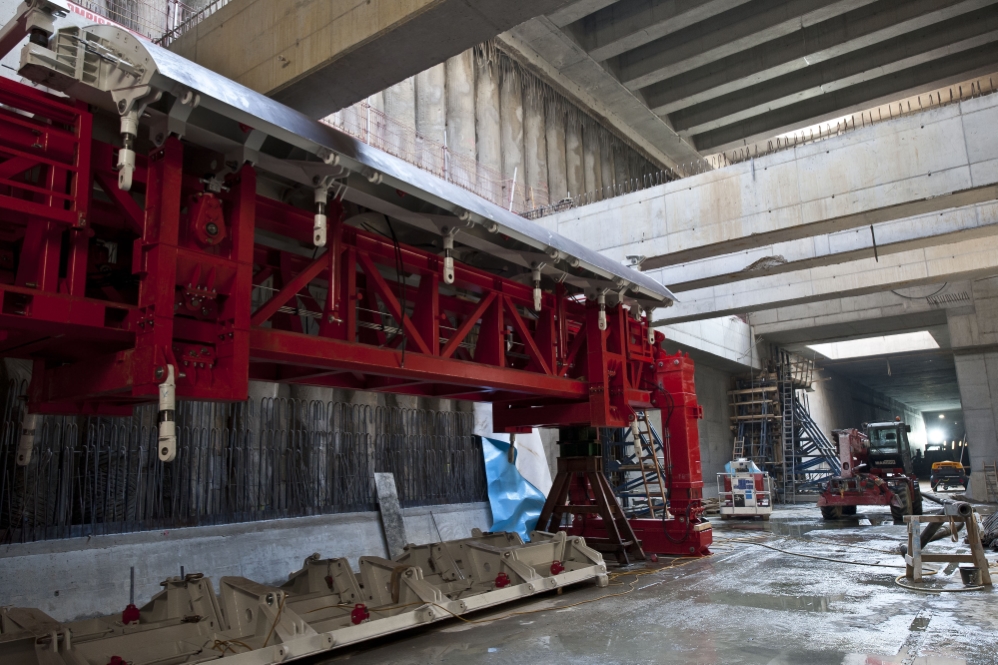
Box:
[0,73,694,445]
[351,604,370,625]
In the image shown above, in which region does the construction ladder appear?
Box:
[732,436,745,459]
[779,371,796,503]
[984,461,998,503]
[618,412,670,518]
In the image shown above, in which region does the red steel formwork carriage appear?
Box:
[0,1,709,555]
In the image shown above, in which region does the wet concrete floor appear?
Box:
[314,504,998,665]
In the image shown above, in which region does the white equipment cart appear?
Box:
[718,458,772,520]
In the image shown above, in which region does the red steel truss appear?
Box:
[0,76,696,434]
[0,71,709,555]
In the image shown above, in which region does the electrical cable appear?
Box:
[720,531,995,593]
[740,540,922,569]
[210,639,253,655]
[893,575,981,594]
[891,283,947,300]
[261,594,286,648]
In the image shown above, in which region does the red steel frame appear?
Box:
[0,77,672,426]
[0,75,707,551]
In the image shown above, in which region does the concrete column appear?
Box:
[523,87,547,210]
[445,51,476,188]
[565,114,583,199]
[366,91,385,147]
[384,77,416,128]
[600,140,615,193]
[613,143,630,192]
[582,125,601,196]
[499,68,524,208]
[953,353,998,501]
[415,63,446,169]
[384,77,416,161]
[628,152,644,190]
[475,58,502,201]
[545,99,567,202]
[336,104,366,139]
[946,280,998,501]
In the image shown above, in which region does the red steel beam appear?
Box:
[0,74,670,430]
[250,327,589,401]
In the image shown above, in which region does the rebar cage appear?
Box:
[0,379,485,543]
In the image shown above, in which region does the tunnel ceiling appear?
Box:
[816,349,962,413]
[508,0,998,158]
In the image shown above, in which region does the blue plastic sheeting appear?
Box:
[481,436,547,542]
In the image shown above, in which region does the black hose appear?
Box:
[383,218,407,367]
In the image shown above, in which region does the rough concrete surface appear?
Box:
[313,505,998,665]
[546,93,998,298]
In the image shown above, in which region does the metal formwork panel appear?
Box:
[0,530,608,664]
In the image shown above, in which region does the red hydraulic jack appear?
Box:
[537,354,712,562]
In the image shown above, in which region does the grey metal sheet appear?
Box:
[130,37,675,304]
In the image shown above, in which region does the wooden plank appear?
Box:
[727,387,778,395]
[916,554,976,563]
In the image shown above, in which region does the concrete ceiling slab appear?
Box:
[169,0,579,118]
[510,0,998,155]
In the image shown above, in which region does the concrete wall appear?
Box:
[664,316,761,370]
[332,44,658,211]
[948,276,998,499]
[0,503,492,622]
[542,92,998,269]
[693,362,736,499]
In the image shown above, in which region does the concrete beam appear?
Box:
[547,0,622,28]
[673,15,998,139]
[652,184,998,270]
[694,41,998,152]
[573,0,750,63]
[747,286,958,344]
[498,19,702,170]
[658,200,998,292]
[644,0,997,116]
[653,234,998,324]
[169,0,575,118]
[614,0,876,91]
[542,93,998,272]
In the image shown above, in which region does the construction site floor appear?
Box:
[317,504,998,665]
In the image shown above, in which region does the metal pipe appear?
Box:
[922,493,973,517]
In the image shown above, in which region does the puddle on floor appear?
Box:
[768,514,896,537]
[703,590,844,612]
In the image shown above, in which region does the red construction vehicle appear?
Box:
[817,419,923,523]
